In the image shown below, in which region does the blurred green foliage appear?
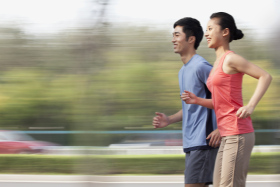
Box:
[0,23,278,146]
[0,153,278,175]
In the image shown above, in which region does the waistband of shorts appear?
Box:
[183,145,218,153]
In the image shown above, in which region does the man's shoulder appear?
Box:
[191,55,212,70]
[195,55,211,65]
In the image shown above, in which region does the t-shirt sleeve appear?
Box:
[196,62,212,84]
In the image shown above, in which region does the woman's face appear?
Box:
[205,18,225,49]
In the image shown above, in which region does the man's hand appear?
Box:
[152,112,169,129]
[206,129,222,148]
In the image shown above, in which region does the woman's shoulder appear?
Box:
[225,52,248,67]
[226,52,243,60]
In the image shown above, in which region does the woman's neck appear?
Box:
[215,45,230,59]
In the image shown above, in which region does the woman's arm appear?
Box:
[228,54,272,118]
[181,90,214,109]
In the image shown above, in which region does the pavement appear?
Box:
[46,145,280,155]
[0,174,279,183]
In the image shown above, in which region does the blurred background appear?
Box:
[0,0,278,177]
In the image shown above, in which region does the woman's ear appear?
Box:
[223,28,230,37]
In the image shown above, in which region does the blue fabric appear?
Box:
[178,54,217,152]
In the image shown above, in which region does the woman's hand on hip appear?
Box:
[236,105,255,119]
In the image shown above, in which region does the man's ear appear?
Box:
[223,28,230,37]
[188,36,196,44]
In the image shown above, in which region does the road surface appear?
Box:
[0,175,279,187]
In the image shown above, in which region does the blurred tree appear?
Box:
[0,6,277,146]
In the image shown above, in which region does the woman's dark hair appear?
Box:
[173,17,203,50]
[210,12,244,42]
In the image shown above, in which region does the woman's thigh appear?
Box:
[214,133,255,187]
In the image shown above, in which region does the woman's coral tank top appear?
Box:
[206,51,254,137]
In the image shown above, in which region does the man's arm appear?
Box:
[152,110,182,129]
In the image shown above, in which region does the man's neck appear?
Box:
[180,51,196,64]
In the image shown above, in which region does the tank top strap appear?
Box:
[219,51,234,67]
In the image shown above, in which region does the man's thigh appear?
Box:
[185,149,218,185]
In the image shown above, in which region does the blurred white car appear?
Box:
[109,133,182,147]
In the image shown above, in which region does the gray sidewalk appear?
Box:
[46,145,280,155]
[0,174,279,182]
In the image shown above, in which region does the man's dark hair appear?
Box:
[173,17,203,50]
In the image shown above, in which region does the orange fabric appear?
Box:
[207,51,254,137]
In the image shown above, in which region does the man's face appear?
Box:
[172,26,189,54]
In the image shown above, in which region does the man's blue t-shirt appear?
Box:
[178,54,217,153]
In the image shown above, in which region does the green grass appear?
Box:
[0,153,278,175]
